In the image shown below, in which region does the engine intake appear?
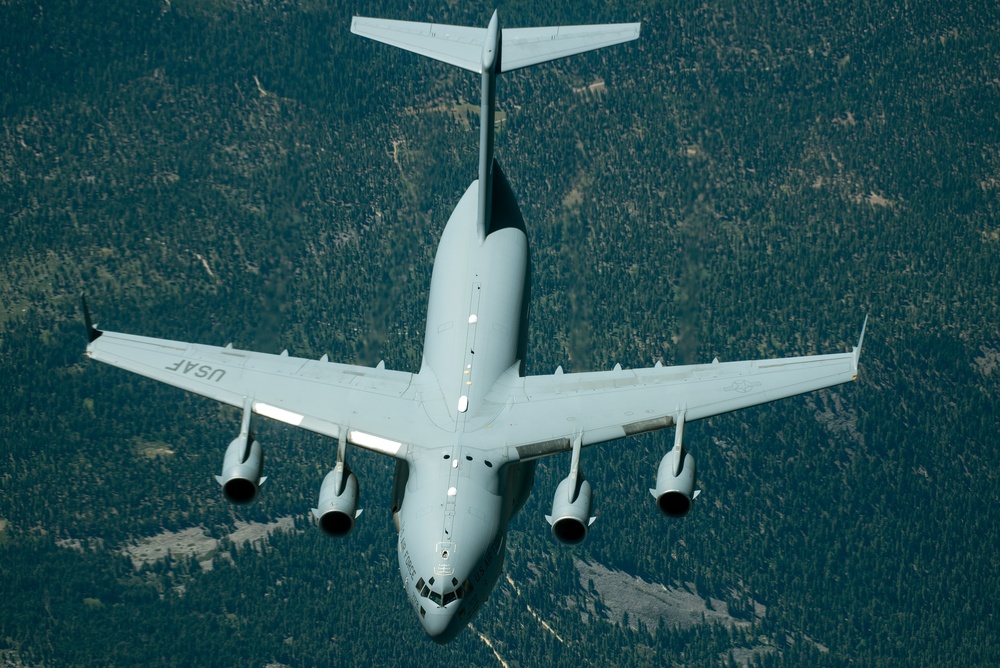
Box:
[650,449,697,517]
[313,465,362,537]
[215,434,265,505]
[546,475,595,545]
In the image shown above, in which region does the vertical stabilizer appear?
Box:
[476,11,501,243]
[351,13,641,242]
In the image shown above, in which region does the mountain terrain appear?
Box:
[1,1,998,665]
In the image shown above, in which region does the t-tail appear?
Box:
[351,11,640,243]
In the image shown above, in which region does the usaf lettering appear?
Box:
[165,359,226,382]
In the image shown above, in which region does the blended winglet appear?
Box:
[852,315,868,377]
[81,294,103,344]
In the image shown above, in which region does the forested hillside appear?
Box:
[1,0,997,665]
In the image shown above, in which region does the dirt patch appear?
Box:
[807,390,863,445]
[575,559,777,665]
[122,526,219,569]
[0,648,30,668]
[973,347,999,377]
[228,516,295,549]
[131,436,176,459]
[575,558,762,631]
[121,517,295,570]
[853,191,896,207]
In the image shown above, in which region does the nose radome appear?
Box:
[422,608,461,644]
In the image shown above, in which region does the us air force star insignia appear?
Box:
[725,379,761,393]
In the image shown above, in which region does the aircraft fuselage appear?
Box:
[396,173,535,642]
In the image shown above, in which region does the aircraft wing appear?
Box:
[84,326,437,458]
[490,323,866,460]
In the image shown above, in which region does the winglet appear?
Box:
[852,315,868,377]
[81,295,103,344]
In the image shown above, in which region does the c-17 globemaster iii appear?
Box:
[83,11,865,643]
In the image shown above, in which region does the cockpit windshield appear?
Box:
[415,576,472,608]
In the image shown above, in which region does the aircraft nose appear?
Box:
[421,608,460,644]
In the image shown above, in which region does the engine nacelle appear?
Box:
[215,434,265,505]
[546,475,595,545]
[651,449,697,517]
[312,465,362,537]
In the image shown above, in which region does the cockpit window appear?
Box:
[416,574,473,607]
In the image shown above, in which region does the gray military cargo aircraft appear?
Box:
[83,12,865,644]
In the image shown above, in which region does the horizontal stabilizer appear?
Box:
[351,16,640,73]
[351,17,485,72]
[501,23,641,72]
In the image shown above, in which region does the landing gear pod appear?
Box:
[390,459,409,533]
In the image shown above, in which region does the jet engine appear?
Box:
[313,465,362,537]
[546,475,595,545]
[650,448,697,517]
[215,434,265,505]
